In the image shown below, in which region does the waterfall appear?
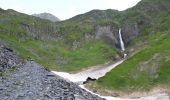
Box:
[118,28,125,51]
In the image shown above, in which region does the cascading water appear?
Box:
[118,28,125,51]
[118,28,127,58]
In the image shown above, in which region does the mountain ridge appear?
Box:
[0,0,170,97]
[32,12,60,22]
[0,0,170,71]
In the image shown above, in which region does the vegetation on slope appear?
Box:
[91,31,170,92]
[0,2,169,91]
[0,33,117,72]
[0,8,120,72]
[87,0,170,93]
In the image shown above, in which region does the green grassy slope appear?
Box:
[0,8,119,72]
[90,0,170,91]
[0,33,117,72]
[89,0,170,92]
[92,31,170,92]
[0,0,170,76]
[0,9,58,39]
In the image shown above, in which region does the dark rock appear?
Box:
[46,72,56,77]
[122,23,139,46]
[93,90,97,93]
[83,77,96,84]
[112,93,119,97]
[95,25,119,48]
[4,46,13,52]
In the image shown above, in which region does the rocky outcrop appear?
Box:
[21,22,60,40]
[0,41,104,100]
[121,14,151,46]
[32,13,60,22]
[0,9,61,41]
[122,23,139,46]
[72,40,81,51]
[95,25,120,48]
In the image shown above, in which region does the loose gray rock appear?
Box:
[0,41,104,100]
[0,41,23,72]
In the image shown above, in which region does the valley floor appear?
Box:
[52,60,124,83]
[52,60,170,100]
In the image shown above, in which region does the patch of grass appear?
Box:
[60,41,117,72]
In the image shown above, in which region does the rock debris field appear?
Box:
[0,41,104,100]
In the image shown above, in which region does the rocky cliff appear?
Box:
[95,25,119,48]
[1,0,170,49]
[0,0,170,72]
[0,8,60,40]
[0,0,170,98]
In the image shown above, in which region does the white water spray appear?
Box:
[118,28,125,51]
[119,28,127,58]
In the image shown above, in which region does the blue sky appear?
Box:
[0,0,141,20]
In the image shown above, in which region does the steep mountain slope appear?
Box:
[120,0,170,45]
[90,31,170,93]
[0,1,170,94]
[88,0,170,95]
[0,8,119,72]
[0,41,104,100]
[32,13,60,22]
[0,9,59,40]
[58,9,121,48]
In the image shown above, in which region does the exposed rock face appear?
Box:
[122,23,139,46]
[0,41,104,100]
[32,13,60,22]
[121,14,152,46]
[95,25,119,48]
[1,0,170,51]
[21,22,59,40]
[72,40,81,51]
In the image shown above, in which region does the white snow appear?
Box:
[51,60,170,100]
